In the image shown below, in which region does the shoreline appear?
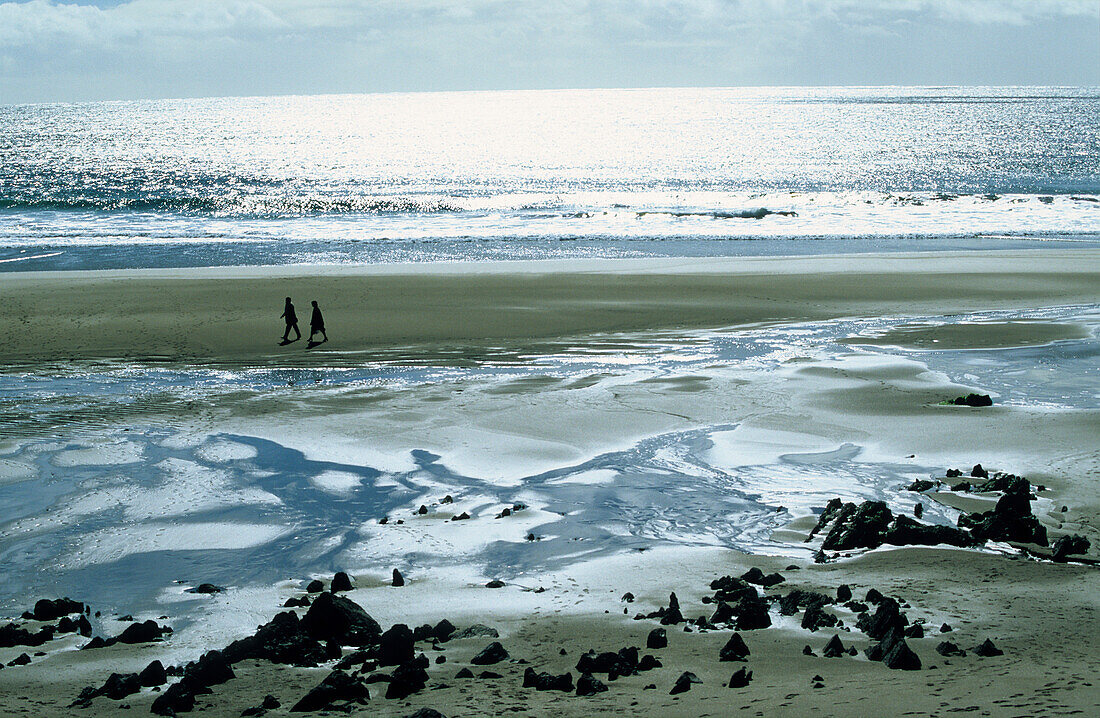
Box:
[2,249,1099,366]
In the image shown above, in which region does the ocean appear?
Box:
[2,86,1098,271]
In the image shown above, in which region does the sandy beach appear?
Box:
[2,249,1099,717]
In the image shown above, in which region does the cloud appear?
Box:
[0,0,1097,102]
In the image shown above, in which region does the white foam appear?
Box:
[62,522,290,568]
[310,470,363,494]
[547,468,618,485]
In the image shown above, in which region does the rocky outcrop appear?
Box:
[291,670,369,712]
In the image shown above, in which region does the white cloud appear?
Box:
[0,0,1096,101]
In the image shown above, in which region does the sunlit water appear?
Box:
[2,86,1099,270]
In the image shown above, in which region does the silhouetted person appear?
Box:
[309,300,327,344]
[281,297,300,342]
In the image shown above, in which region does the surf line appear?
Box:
[0,251,63,264]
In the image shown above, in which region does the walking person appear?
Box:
[281,297,301,343]
[308,300,327,344]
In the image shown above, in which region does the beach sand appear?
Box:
[2,249,1099,716]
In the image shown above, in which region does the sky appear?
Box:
[0,0,1098,103]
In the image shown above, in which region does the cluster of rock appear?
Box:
[946,393,993,407]
[1,598,91,653]
[807,498,977,552]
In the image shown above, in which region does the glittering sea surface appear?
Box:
[2,86,1099,270]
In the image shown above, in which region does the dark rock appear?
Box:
[822,501,893,550]
[778,590,830,617]
[621,592,635,603]
[305,580,324,593]
[8,652,30,666]
[291,669,369,711]
[936,641,965,657]
[741,567,766,585]
[378,624,415,666]
[392,569,405,587]
[904,623,924,639]
[431,619,456,643]
[283,596,310,608]
[856,597,907,640]
[0,622,54,648]
[647,628,667,649]
[451,512,470,521]
[1052,534,1090,562]
[406,710,447,718]
[882,637,922,670]
[907,480,936,492]
[865,588,883,604]
[435,655,446,664]
[940,623,952,633]
[822,634,847,658]
[669,671,701,695]
[803,644,816,656]
[330,572,353,593]
[300,592,382,646]
[386,659,429,699]
[576,647,639,678]
[81,636,107,650]
[659,605,684,625]
[151,682,195,716]
[222,611,328,667]
[974,638,1004,657]
[454,624,499,640]
[413,624,434,642]
[802,603,838,632]
[522,667,573,692]
[836,584,852,603]
[958,477,1047,546]
[731,595,771,630]
[109,620,172,645]
[709,575,758,604]
[761,572,785,588]
[417,505,428,515]
[668,592,680,611]
[455,668,474,678]
[885,515,980,548]
[181,650,235,691]
[470,641,508,665]
[808,498,847,539]
[638,654,662,671]
[477,671,502,679]
[185,583,224,594]
[485,580,505,588]
[946,468,962,478]
[728,667,752,688]
[844,600,868,613]
[75,614,92,637]
[139,660,167,687]
[718,631,750,663]
[100,672,142,700]
[971,463,989,479]
[575,672,608,697]
[953,394,992,407]
[32,598,85,621]
[951,481,972,492]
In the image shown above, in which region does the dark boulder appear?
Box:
[291,669,369,711]
[378,624,415,666]
[300,592,382,646]
[222,611,329,667]
[822,501,893,551]
[761,572,785,588]
[802,603,838,632]
[822,634,847,658]
[856,597,907,640]
[741,567,766,585]
[181,650,235,691]
[974,638,1004,657]
[971,464,989,479]
[454,668,474,679]
[185,583,224,594]
[836,584,852,603]
[522,667,573,692]
[638,654,662,671]
[958,478,1047,546]
[904,623,924,639]
[576,648,638,678]
[885,515,979,548]
[807,498,847,540]
[718,632,750,662]
[669,671,701,695]
[575,672,608,697]
[330,572,353,593]
[305,580,324,593]
[778,590,831,617]
[431,619,456,643]
[139,660,167,687]
[728,667,752,688]
[935,641,965,657]
[659,605,684,626]
[709,575,758,604]
[470,641,508,665]
[730,594,771,630]
[108,620,172,645]
[151,682,195,716]
[386,659,429,699]
[0,623,54,648]
[406,710,446,718]
[1052,534,1090,562]
[907,479,936,492]
[453,624,499,640]
[882,637,922,670]
[33,598,85,621]
[865,588,883,604]
[101,672,141,700]
[953,394,992,407]
[647,628,667,649]
[477,671,502,679]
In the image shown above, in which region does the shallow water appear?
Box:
[1,305,1095,619]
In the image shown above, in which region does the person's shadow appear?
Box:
[306,339,324,349]
[279,337,300,346]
